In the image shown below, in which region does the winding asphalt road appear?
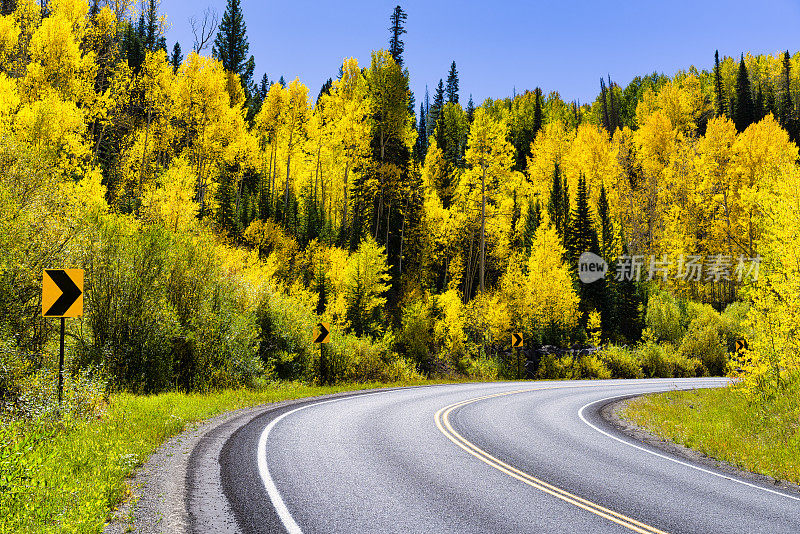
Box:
[198,379,800,533]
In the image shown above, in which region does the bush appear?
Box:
[637,342,673,378]
[574,355,612,379]
[464,354,500,380]
[667,349,705,378]
[397,296,435,371]
[599,346,643,378]
[257,287,317,382]
[81,221,181,393]
[5,366,106,422]
[536,354,573,379]
[720,301,750,349]
[645,292,684,344]
[679,323,726,376]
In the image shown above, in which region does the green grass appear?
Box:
[0,379,453,533]
[623,384,800,485]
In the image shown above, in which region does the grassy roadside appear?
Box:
[0,379,454,533]
[623,383,800,485]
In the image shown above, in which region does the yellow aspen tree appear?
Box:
[254,82,286,214]
[463,107,515,293]
[324,57,371,232]
[281,78,310,217]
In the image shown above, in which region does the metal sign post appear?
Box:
[42,269,84,407]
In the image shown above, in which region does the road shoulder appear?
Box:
[602,395,800,496]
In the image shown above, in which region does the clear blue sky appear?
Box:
[161,0,800,107]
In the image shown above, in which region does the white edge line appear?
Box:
[578,392,800,502]
[256,386,457,534]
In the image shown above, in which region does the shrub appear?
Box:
[637,342,673,378]
[257,287,317,382]
[464,354,500,381]
[574,355,612,379]
[599,346,643,378]
[679,323,726,376]
[397,296,435,371]
[81,220,181,393]
[343,237,391,337]
[720,301,750,349]
[645,292,684,344]
[536,354,573,379]
[379,356,425,383]
[7,366,106,422]
[667,349,705,378]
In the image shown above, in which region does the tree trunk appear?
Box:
[399,192,409,276]
[285,130,293,216]
[342,161,350,233]
[480,160,486,293]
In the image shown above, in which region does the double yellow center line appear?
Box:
[434,387,668,534]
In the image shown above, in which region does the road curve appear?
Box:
[208,379,800,533]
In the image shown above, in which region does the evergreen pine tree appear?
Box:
[144,0,158,51]
[170,42,183,72]
[278,76,286,87]
[596,185,616,341]
[523,199,541,254]
[567,173,599,266]
[122,18,146,72]
[782,51,793,125]
[446,61,459,104]
[259,74,270,100]
[599,77,610,132]
[615,239,644,343]
[429,79,445,135]
[597,185,615,259]
[216,169,237,236]
[466,94,475,123]
[734,54,754,132]
[213,0,256,96]
[607,75,619,132]
[754,84,765,122]
[547,164,567,244]
[533,87,543,136]
[568,174,603,327]
[714,50,727,116]
[414,102,427,162]
[388,5,407,67]
[317,78,333,103]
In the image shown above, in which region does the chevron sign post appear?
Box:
[512,333,524,379]
[42,269,84,407]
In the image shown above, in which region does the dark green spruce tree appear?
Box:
[533,87,543,136]
[597,185,617,340]
[714,50,727,116]
[429,79,445,140]
[388,5,408,67]
[213,0,256,98]
[734,54,754,132]
[170,42,183,72]
[414,102,427,162]
[567,174,598,267]
[568,174,603,326]
[780,51,798,142]
[446,61,459,104]
[615,238,644,343]
[782,51,793,124]
[466,94,475,123]
[523,199,541,255]
[547,164,569,247]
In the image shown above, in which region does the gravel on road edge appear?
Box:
[102,384,444,534]
[602,395,800,496]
